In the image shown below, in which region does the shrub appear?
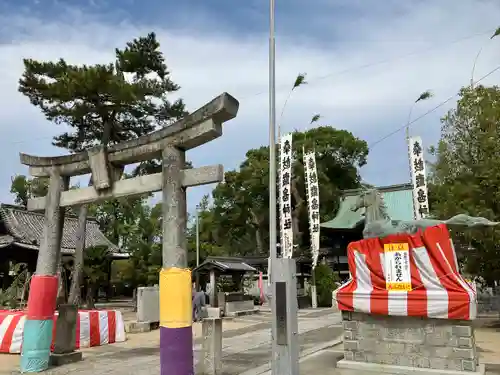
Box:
[313,263,339,307]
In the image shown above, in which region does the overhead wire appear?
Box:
[7,27,496,147]
[240,29,494,99]
[368,64,500,150]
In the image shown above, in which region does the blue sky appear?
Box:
[0,0,374,38]
[1,0,500,213]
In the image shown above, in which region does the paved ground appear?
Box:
[286,352,500,375]
[0,308,341,375]
[4,308,500,374]
[0,317,256,374]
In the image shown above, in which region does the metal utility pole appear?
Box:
[268,0,277,304]
[269,1,299,374]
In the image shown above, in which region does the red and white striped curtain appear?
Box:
[335,224,476,320]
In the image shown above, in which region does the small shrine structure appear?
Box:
[193,256,257,316]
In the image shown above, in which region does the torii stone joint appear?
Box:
[87,146,111,190]
[19,92,239,374]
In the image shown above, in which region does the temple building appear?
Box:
[0,204,127,291]
[320,183,415,278]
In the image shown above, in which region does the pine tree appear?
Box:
[19,32,187,305]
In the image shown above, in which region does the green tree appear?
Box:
[88,175,153,248]
[186,195,226,266]
[18,32,186,305]
[210,126,368,256]
[313,263,339,307]
[212,149,270,255]
[429,85,500,284]
[116,202,163,288]
[10,175,49,207]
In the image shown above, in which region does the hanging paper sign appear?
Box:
[304,149,320,268]
[384,243,411,291]
[408,136,429,219]
[279,132,294,258]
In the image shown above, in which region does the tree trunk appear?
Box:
[84,280,95,309]
[254,228,264,255]
[56,265,67,306]
[249,209,264,254]
[68,205,88,305]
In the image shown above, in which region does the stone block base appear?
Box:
[205,307,221,318]
[225,308,260,317]
[49,351,83,367]
[125,321,157,333]
[342,311,481,372]
[337,360,485,375]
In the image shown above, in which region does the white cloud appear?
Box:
[1,1,500,210]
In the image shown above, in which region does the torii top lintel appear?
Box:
[19,93,239,178]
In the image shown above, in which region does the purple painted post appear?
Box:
[160,326,193,375]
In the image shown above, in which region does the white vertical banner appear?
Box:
[304,150,320,268]
[279,132,294,258]
[408,136,429,220]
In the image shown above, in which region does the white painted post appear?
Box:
[311,267,318,309]
[311,285,318,309]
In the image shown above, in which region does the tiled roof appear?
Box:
[193,256,257,273]
[0,235,13,248]
[321,183,414,230]
[0,204,122,255]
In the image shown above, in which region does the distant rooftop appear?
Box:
[193,256,258,274]
[0,204,128,258]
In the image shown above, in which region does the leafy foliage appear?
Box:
[429,85,500,284]
[208,126,368,256]
[19,32,186,151]
[88,193,163,288]
[10,175,48,207]
[313,263,339,307]
[292,73,307,90]
[415,90,433,103]
[0,263,29,309]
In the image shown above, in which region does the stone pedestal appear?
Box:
[198,318,222,375]
[49,351,83,366]
[50,304,83,366]
[338,311,484,374]
[53,305,78,354]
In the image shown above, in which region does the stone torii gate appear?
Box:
[19,93,239,374]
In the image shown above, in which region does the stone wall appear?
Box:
[477,293,500,316]
[225,300,254,315]
[342,311,479,372]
